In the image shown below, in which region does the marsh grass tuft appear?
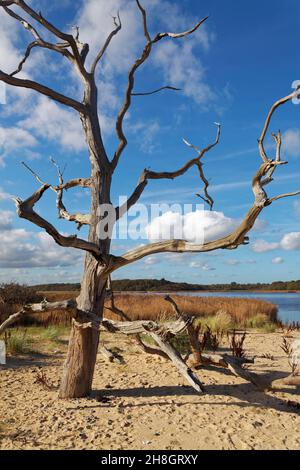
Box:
[4,329,34,355]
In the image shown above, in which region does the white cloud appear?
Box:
[153,41,215,106]
[0,210,14,230]
[0,188,12,201]
[0,8,21,72]
[272,257,284,264]
[129,119,163,154]
[20,96,85,152]
[0,216,84,268]
[144,256,159,266]
[280,232,300,251]
[0,126,38,166]
[282,129,300,157]
[76,0,215,107]
[251,239,279,253]
[146,209,239,243]
[225,259,240,266]
[251,232,300,253]
[190,260,215,271]
[0,0,220,168]
[253,218,268,231]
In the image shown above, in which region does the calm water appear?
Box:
[175,291,300,324]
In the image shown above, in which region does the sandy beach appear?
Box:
[1,330,300,450]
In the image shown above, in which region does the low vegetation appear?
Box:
[0,283,278,331]
[104,293,278,326]
[31,278,300,292]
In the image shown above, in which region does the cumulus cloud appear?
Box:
[146,210,239,243]
[0,188,12,201]
[251,232,300,253]
[0,126,38,166]
[20,97,85,152]
[251,239,279,253]
[0,212,84,268]
[282,129,300,157]
[280,232,300,251]
[76,0,216,110]
[272,257,284,264]
[153,41,215,106]
[0,210,14,230]
[190,260,215,271]
[0,0,221,167]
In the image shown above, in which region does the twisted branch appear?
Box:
[90,13,122,74]
[13,185,102,259]
[111,90,300,269]
[116,124,220,219]
[111,0,208,170]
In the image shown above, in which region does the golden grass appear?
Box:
[103,293,278,325]
[0,291,278,329]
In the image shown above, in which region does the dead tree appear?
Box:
[1,0,300,398]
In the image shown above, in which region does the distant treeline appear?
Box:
[33,278,300,292]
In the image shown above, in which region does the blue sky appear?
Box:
[1,0,300,286]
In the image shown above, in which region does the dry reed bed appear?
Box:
[106,293,278,324]
[1,291,278,327]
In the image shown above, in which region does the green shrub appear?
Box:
[5,330,34,355]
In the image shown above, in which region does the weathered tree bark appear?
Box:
[59,317,100,398]
[58,255,109,398]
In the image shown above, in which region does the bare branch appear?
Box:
[90,13,121,74]
[152,16,209,43]
[110,164,269,269]
[21,161,92,229]
[258,91,298,162]
[50,157,91,229]
[0,309,26,335]
[115,124,220,219]
[111,88,300,269]
[3,5,42,40]
[13,185,102,259]
[111,1,209,171]
[0,69,87,113]
[269,190,300,203]
[0,0,15,5]
[132,85,181,96]
[136,0,151,42]
[0,299,76,335]
[16,0,86,72]
[21,161,92,191]
[261,130,283,186]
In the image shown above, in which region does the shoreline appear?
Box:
[112,290,300,294]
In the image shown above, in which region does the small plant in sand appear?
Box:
[262,353,275,361]
[227,330,247,358]
[281,337,300,376]
[201,326,221,352]
[34,369,58,391]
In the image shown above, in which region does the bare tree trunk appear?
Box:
[59,258,108,398]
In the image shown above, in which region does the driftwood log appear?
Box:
[1,293,300,392]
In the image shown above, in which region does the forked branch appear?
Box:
[0,70,86,113]
[111,90,300,269]
[111,0,208,170]
[13,185,102,259]
[22,161,92,230]
[3,6,74,76]
[258,88,300,163]
[90,13,122,74]
[116,124,220,219]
